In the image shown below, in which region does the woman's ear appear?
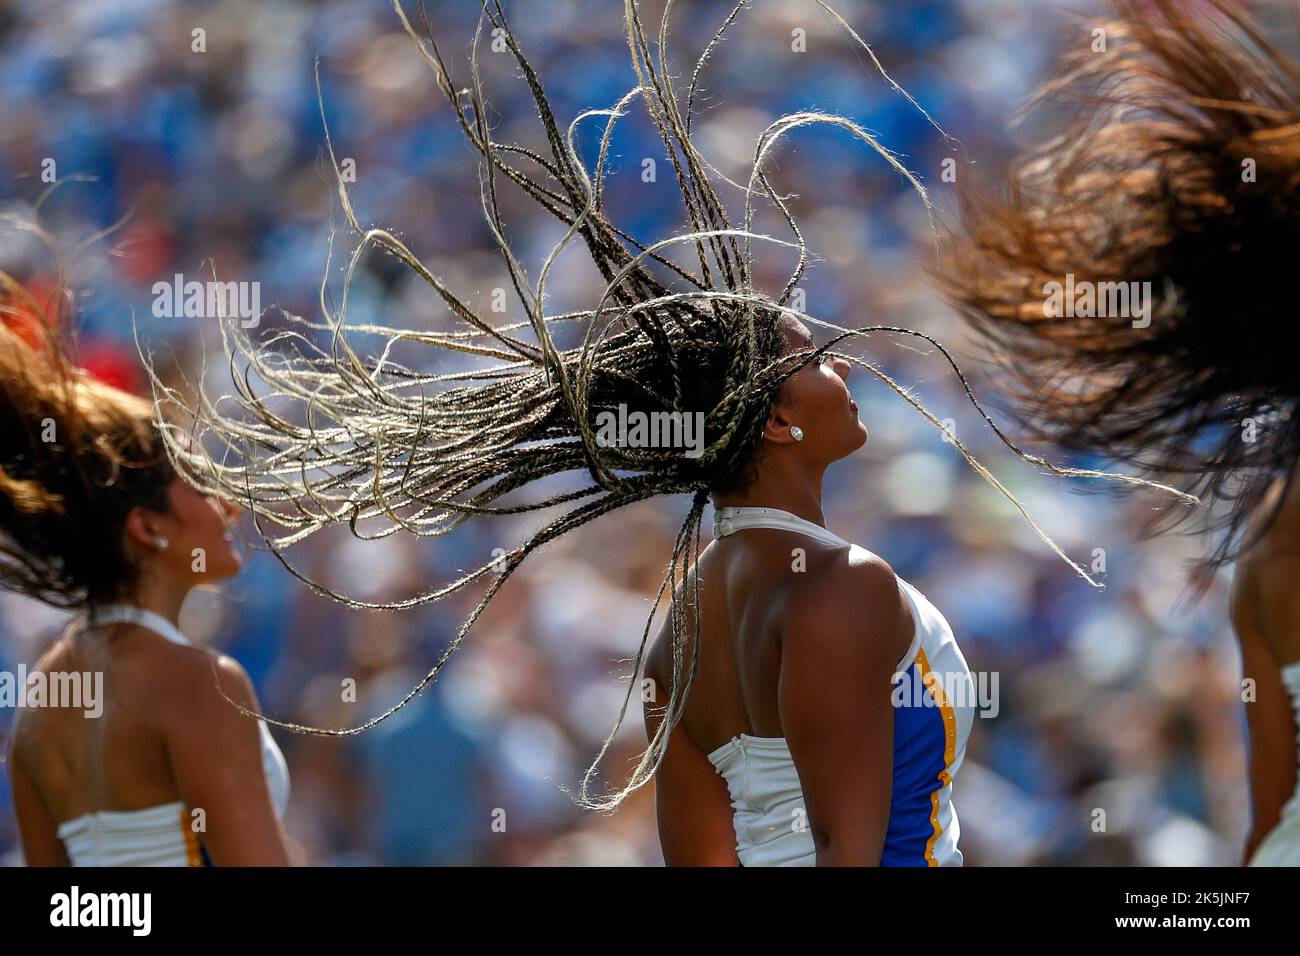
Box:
[123,506,164,553]
[762,406,799,445]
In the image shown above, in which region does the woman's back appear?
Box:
[14,623,191,823]
[9,608,291,866]
[655,528,801,750]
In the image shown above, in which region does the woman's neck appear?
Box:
[117,576,190,627]
[711,470,826,528]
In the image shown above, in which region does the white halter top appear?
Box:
[706,505,976,866]
[55,604,290,866]
[1247,660,1300,866]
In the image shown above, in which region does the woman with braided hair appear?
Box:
[940,0,1300,865]
[154,0,1189,865]
[1,269,291,866]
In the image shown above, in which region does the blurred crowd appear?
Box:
[0,0,1250,865]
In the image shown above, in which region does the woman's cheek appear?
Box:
[817,375,842,417]
[180,500,238,576]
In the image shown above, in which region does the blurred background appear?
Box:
[0,0,1251,865]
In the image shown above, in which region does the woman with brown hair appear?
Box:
[939,0,1300,864]
[1,274,291,865]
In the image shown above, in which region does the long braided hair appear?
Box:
[143,0,1193,811]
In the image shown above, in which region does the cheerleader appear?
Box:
[1,277,290,865]
[641,318,976,866]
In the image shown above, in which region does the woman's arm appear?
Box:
[7,720,70,866]
[642,609,740,866]
[643,695,742,866]
[163,650,291,866]
[779,552,912,866]
[1231,560,1300,864]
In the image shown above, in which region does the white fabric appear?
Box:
[55,604,290,866]
[1247,659,1300,866]
[57,801,199,867]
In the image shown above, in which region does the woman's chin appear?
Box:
[209,548,244,579]
[837,425,868,458]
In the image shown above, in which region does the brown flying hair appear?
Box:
[937,0,1300,585]
[0,271,176,608]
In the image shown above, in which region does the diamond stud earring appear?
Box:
[154,536,170,551]
[790,425,804,441]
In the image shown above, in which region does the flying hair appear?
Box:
[1,203,178,610]
[141,0,1194,811]
[937,0,1300,594]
